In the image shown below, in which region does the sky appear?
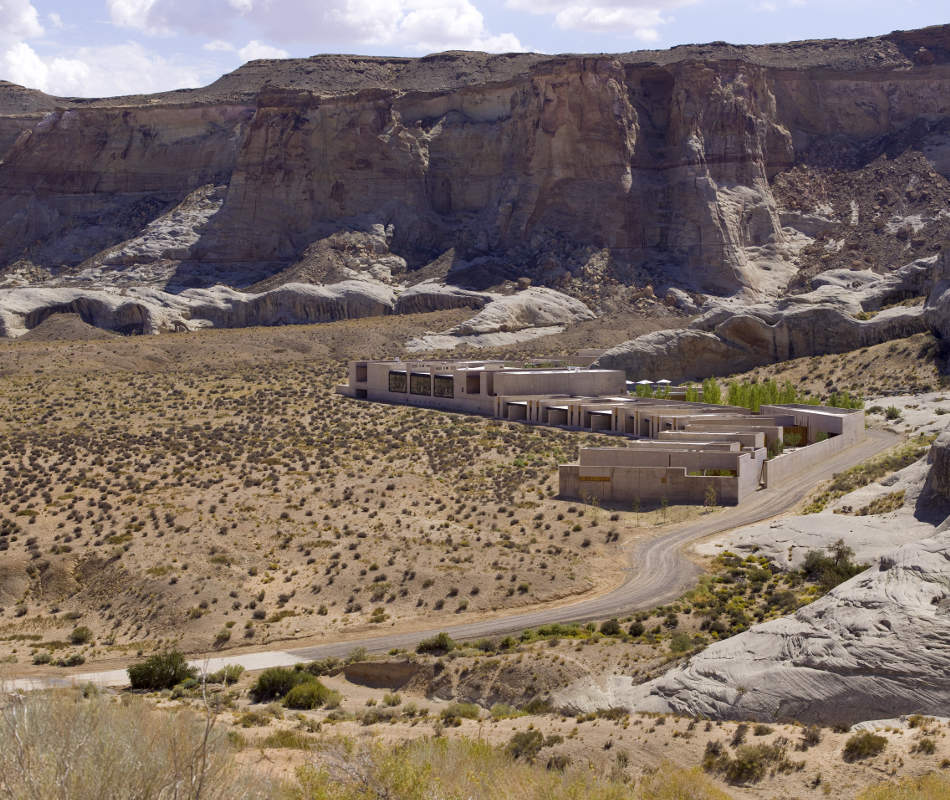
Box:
[0,0,946,98]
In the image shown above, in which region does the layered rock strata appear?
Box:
[1,27,949,299]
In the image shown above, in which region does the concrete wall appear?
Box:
[559,464,743,506]
[761,429,860,487]
[759,405,865,445]
[494,369,625,397]
[658,430,765,449]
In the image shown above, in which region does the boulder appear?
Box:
[448,287,595,336]
[928,430,950,502]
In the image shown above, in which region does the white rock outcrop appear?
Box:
[448,287,595,336]
[555,530,950,724]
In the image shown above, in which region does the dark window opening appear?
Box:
[434,375,454,398]
[389,371,408,393]
[355,363,367,382]
[410,372,432,396]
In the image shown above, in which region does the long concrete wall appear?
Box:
[761,430,857,487]
[559,464,743,506]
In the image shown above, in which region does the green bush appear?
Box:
[416,632,456,655]
[303,657,342,677]
[127,651,197,691]
[628,620,644,637]
[207,664,245,685]
[283,680,331,710]
[506,730,544,761]
[599,619,621,636]
[440,702,480,722]
[69,626,93,645]
[801,539,866,592]
[843,731,887,762]
[250,667,313,703]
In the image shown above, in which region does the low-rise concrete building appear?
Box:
[338,360,866,506]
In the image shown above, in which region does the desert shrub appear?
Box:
[801,540,866,592]
[913,738,937,755]
[283,680,332,710]
[127,650,197,691]
[885,406,901,420]
[416,632,456,655]
[69,626,93,645]
[669,632,692,653]
[799,725,822,749]
[440,702,480,723]
[490,704,525,720]
[599,618,621,636]
[628,621,644,637]
[506,730,544,761]
[730,723,748,748]
[0,689,270,799]
[843,731,887,761]
[304,657,342,677]
[383,693,402,707]
[207,664,245,686]
[261,729,313,750]
[250,667,313,703]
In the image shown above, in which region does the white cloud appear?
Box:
[107,0,523,53]
[1,40,210,96]
[506,0,694,40]
[0,0,44,41]
[203,38,235,51]
[48,12,64,29]
[238,40,289,60]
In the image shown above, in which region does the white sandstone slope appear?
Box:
[555,531,950,724]
[0,280,593,342]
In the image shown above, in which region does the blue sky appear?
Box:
[1,0,946,97]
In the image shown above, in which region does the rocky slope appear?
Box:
[596,252,943,380]
[1,25,949,321]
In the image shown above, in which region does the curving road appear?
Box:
[5,429,897,690]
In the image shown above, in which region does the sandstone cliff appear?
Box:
[1,26,949,306]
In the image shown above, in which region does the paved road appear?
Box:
[5,429,897,690]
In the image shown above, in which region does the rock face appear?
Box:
[0,282,396,338]
[0,280,590,340]
[1,27,949,301]
[595,255,937,380]
[601,531,950,724]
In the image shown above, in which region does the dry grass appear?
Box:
[0,687,271,799]
[289,736,729,800]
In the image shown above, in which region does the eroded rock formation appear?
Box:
[1,26,949,308]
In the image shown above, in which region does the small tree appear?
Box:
[702,377,722,405]
[704,484,718,511]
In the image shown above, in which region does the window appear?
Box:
[434,375,454,398]
[410,373,432,396]
[388,371,408,393]
[355,363,367,382]
[466,374,481,394]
